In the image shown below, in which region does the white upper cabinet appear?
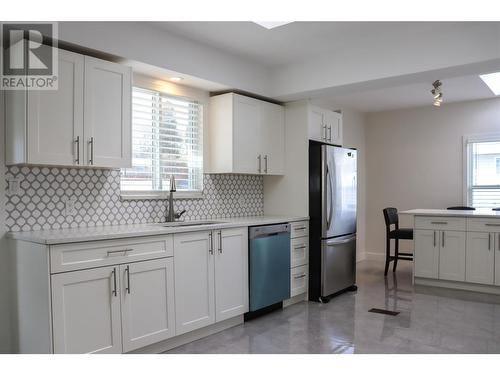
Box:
[5,48,132,169]
[208,93,285,175]
[84,56,132,168]
[308,105,342,145]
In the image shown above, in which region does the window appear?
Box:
[121,87,203,197]
[465,136,500,208]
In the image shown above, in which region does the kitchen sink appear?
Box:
[154,220,225,227]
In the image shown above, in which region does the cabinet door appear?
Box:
[308,105,326,142]
[120,258,175,352]
[466,232,495,285]
[260,102,285,175]
[174,231,215,335]
[439,231,466,281]
[495,234,500,286]
[414,229,439,278]
[84,56,131,168]
[51,266,122,354]
[27,49,84,165]
[233,95,262,173]
[325,111,343,146]
[215,228,249,322]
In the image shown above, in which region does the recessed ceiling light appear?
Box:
[253,22,293,30]
[170,77,183,82]
[480,72,500,95]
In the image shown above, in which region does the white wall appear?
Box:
[341,110,367,260]
[0,90,12,353]
[364,98,500,259]
[58,22,272,97]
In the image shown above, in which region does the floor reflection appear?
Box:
[167,260,500,354]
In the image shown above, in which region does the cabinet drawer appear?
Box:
[414,216,466,231]
[467,218,500,233]
[50,235,173,273]
[291,221,309,238]
[291,237,309,268]
[290,265,308,297]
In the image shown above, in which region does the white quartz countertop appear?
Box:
[7,216,309,245]
[400,209,500,218]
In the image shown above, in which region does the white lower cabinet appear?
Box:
[495,233,500,286]
[173,231,216,335]
[215,228,249,322]
[414,229,439,279]
[174,228,249,335]
[51,266,123,354]
[466,232,495,285]
[439,231,466,282]
[120,258,176,352]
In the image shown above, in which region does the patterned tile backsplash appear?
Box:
[5,166,264,232]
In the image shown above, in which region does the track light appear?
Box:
[431,80,443,107]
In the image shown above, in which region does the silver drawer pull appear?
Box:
[294,245,307,250]
[431,221,448,225]
[485,223,500,227]
[294,226,307,230]
[294,274,307,279]
[107,248,133,256]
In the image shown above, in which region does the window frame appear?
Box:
[463,133,500,207]
[120,74,208,200]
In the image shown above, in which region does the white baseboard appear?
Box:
[356,251,366,262]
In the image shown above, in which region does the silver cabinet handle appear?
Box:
[88,137,95,165]
[125,265,131,294]
[257,155,262,173]
[485,223,500,227]
[328,125,332,142]
[294,226,307,231]
[294,274,307,279]
[218,230,222,254]
[74,136,80,164]
[433,231,436,247]
[323,124,327,140]
[294,245,307,250]
[442,231,445,247]
[264,155,268,174]
[111,267,117,297]
[431,221,448,225]
[107,248,133,257]
[208,232,214,255]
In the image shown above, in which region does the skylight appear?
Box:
[253,22,293,30]
[480,72,500,95]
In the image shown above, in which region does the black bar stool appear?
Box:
[383,207,414,276]
[447,206,475,210]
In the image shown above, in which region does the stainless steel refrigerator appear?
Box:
[309,142,357,302]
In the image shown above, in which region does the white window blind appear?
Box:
[467,139,500,208]
[121,87,203,195]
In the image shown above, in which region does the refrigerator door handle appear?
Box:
[326,234,356,245]
[326,164,334,232]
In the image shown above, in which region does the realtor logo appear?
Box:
[1,22,58,90]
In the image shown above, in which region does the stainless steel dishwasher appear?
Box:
[247,223,291,317]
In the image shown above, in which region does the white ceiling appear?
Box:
[152,22,487,67]
[312,75,496,113]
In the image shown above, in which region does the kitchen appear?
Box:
[1,8,500,369]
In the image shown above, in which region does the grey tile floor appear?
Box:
[167,260,500,354]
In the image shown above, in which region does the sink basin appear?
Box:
[155,220,225,228]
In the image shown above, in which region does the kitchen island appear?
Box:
[401,209,500,294]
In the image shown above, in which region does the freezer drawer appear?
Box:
[321,234,356,297]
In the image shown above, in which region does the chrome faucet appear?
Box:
[166,174,186,222]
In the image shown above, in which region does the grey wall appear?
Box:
[365,98,500,258]
[340,110,367,260]
[0,91,12,352]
